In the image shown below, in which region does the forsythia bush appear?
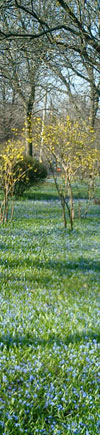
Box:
[0,140,24,222]
[33,115,100,229]
[14,155,47,196]
[0,140,47,222]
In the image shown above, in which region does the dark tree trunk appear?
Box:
[25,86,35,156]
[88,67,99,128]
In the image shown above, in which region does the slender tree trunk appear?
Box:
[90,84,99,128]
[40,92,47,162]
[66,176,74,230]
[69,183,74,230]
[50,164,67,228]
[87,66,99,128]
[4,185,9,222]
[25,86,35,156]
[61,196,67,228]
[26,109,33,156]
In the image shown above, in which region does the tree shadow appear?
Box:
[23,191,59,201]
[0,329,100,350]
[1,256,100,274]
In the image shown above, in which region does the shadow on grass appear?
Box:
[1,256,100,274]
[19,191,89,201]
[0,329,100,350]
[22,191,59,201]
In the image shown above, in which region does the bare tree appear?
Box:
[0,1,99,60]
[0,0,99,135]
[0,1,52,154]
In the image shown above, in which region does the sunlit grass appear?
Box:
[0,180,100,434]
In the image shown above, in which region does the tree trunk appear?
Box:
[25,86,35,156]
[67,177,74,230]
[90,84,99,128]
[60,195,67,228]
[25,110,33,156]
[40,92,47,162]
[88,66,99,128]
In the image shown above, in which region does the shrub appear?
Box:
[0,140,25,222]
[14,155,47,196]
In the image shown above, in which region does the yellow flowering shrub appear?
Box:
[0,140,24,222]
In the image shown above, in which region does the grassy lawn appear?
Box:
[0,179,100,434]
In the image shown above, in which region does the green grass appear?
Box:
[0,179,100,434]
[22,177,100,201]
